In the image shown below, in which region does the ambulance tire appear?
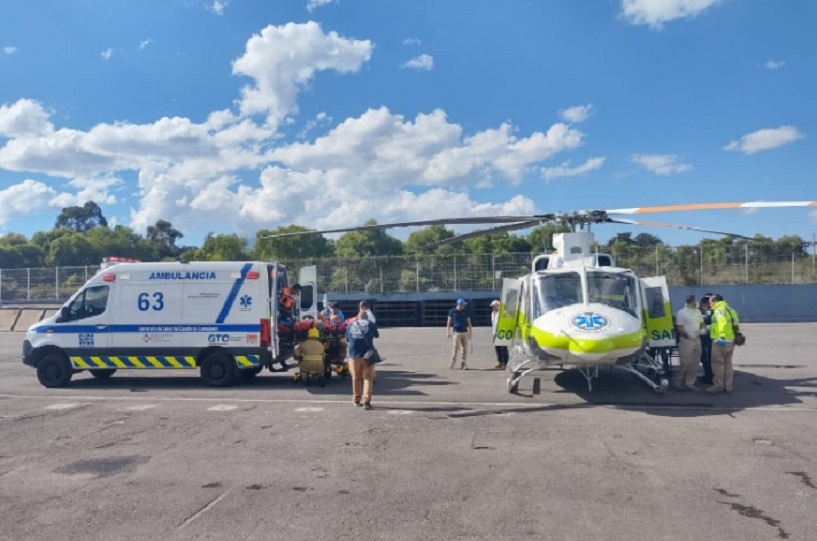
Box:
[89,369,117,379]
[200,353,236,387]
[37,354,73,388]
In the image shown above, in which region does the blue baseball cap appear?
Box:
[456,298,467,305]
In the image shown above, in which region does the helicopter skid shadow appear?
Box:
[551,367,817,417]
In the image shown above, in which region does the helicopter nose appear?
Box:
[570,337,616,354]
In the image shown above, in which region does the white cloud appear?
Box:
[0,99,54,138]
[403,38,421,46]
[401,54,434,71]
[632,153,693,175]
[541,157,606,181]
[139,38,155,50]
[0,180,59,225]
[723,126,803,155]
[101,48,113,60]
[764,59,785,70]
[306,0,336,12]
[620,0,721,29]
[231,22,373,129]
[3,46,17,55]
[558,104,594,123]
[208,1,229,15]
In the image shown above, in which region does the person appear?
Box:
[278,283,302,323]
[707,294,739,393]
[490,300,509,370]
[359,300,376,324]
[346,311,379,410]
[698,295,714,385]
[446,298,472,369]
[293,327,326,381]
[327,302,345,325]
[674,294,705,391]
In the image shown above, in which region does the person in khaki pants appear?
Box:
[707,294,739,393]
[345,311,379,409]
[674,294,705,391]
[446,298,472,369]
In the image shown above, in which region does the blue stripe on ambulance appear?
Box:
[69,354,261,369]
[33,324,259,334]
[216,262,253,324]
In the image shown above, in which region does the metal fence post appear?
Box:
[792,252,795,284]
[491,254,496,291]
[655,246,659,276]
[699,244,703,286]
[56,267,59,300]
[380,266,384,293]
[0,269,3,305]
[453,255,457,291]
[744,244,749,285]
[344,267,348,294]
[27,268,31,301]
[416,258,419,292]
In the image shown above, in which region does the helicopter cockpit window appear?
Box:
[534,272,582,314]
[587,272,638,317]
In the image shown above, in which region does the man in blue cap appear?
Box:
[446,298,473,369]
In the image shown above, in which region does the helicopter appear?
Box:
[262,200,817,394]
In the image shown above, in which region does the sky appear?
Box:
[0,0,815,248]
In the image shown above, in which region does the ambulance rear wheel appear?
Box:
[200,353,236,387]
[89,369,117,379]
[37,354,72,388]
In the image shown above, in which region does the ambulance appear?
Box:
[22,261,317,388]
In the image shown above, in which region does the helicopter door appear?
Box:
[298,265,318,322]
[495,278,521,346]
[639,276,675,348]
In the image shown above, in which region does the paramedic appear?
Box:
[707,294,739,394]
[446,298,472,370]
[346,311,379,410]
[674,294,704,391]
[698,295,714,384]
[294,327,326,379]
[278,283,302,323]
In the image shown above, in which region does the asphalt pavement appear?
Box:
[1,324,816,541]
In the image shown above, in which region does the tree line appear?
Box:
[0,202,812,277]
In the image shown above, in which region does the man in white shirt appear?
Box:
[674,294,705,391]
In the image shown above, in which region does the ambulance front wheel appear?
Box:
[200,353,236,387]
[37,354,73,388]
[89,369,117,379]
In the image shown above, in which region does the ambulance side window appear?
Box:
[66,286,109,321]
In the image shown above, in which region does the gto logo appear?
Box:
[208,334,230,343]
[571,312,608,331]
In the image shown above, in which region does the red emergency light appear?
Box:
[103,273,116,282]
[246,270,260,280]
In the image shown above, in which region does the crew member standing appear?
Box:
[707,294,739,393]
[674,294,705,391]
[346,311,379,410]
[490,300,509,370]
[446,298,472,370]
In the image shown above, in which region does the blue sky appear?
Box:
[0,0,815,247]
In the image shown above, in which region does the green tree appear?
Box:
[463,233,531,254]
[0,233,29,246]
[193,233,251,261]
[527,224,570,253]
[55,201,108,232]
[146,220,184,260]
[405,225,460,254]
[86,225,153,261]
[335,220,403,257]
[254,225,334,260]
[0,245,23,268]
[46,233,96,266]
[16,244,46,267]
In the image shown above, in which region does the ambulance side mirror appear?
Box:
[59,306,71,322]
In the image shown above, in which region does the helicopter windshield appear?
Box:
[534,272,582,313]
[586,271,638,317]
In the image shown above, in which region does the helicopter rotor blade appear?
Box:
[607,218,754,239]
[418,221,543,250]
[606,200,817,215]
[257,215,550,239]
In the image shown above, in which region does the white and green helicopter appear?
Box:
[263,200,817,394]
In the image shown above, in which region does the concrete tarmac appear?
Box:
[1,324,816,540]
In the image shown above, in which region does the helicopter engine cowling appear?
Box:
[528,303,644,366]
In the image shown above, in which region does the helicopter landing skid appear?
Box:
[613,352,669,394]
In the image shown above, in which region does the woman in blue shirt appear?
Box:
[346,311,379,409]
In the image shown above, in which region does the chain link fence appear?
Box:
[2,244,816,302]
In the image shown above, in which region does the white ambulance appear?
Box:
[22,261,316,388]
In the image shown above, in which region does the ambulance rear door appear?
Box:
[297,265,317,322]
[267,262,282,359]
